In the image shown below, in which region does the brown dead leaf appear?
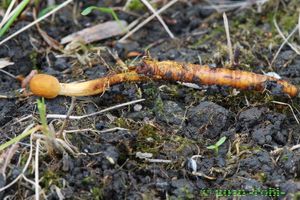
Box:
[60,20,128,44]
[0,58,14,69]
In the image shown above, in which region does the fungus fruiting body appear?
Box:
[29,71,148,98]
[29,74,61,98]
[29,59,299,98]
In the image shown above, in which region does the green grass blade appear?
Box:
[81,6,120,21]
[81,6,97,16]
[206,145,216,150]
[37,98,52,137]
[216,136,227,147]
[81,6,124,30]
[0,126,39,151]
[0,0,30,37]
[38,5,58,18]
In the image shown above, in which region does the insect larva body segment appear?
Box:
[139,59,299,97]
[192,75,201,84]
[164,71,173,80]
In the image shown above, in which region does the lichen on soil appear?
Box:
[1,0,300,199]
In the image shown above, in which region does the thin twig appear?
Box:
[271,17,300,66]
[290,144,300,151]
[123,0,134,10]
[140,0,174,39]
[274,18,300,54]
[192,171,216,180]
[97,127,129,133]
[119,0,178,42]
[223,12,234,66]
[62,131,80,154]
[272,100,299,124]
[203,0,269,12]
[12,114,33,125]
[298,11,300,40]
[146,158,172,163]
[32,134,83,156]
[0,69,17,79]
[57,97,76,136]
[0,134,34,192]
[0,144,19,177]
[0,95,8,99]
[21,174,36,186]
[47,99,145,119]
[63,127,128,134]
[35,139,41,200]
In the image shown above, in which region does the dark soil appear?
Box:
[1,0,300,199]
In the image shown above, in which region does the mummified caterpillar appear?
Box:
[29,58,298,98]
[136,59,299,97]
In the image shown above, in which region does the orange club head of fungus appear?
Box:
[29,74,61,98]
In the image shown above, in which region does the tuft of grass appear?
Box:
[125,0,146,11]
[40,169,63,189]
[91,187,103,200]
[38,5,58,18]
[0,0,30,37]
[37,98,57,154]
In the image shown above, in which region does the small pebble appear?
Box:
[187,158,197,173]
[134,104,143,112]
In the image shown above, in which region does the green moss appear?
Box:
[160,85,181,97]
[256,172,267,183]
[82,176,94,185]
[292,191,300,200]
[171,135,196,152]
[154,96,164,115]
[126,0,157,11]
[29,51,38,70]
[265,2,299,34]
[275,12,298,31]
[126,0,145,11]
[171,186,194,200]
[113,117,140,130]
[75,104,86,116]
[41,170,62,189]
[281,155,289,161]
[91,187,104,200]
[114,117,131,129]
[239,144,263,152]
[143,83,160,98]
[135,124,162,154]
[190,27,224,48]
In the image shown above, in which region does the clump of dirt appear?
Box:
[185,101,234,139]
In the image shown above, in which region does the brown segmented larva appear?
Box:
[137,59,298,97]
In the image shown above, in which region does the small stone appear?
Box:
[133,104,143,112]
[95,121,107,130]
